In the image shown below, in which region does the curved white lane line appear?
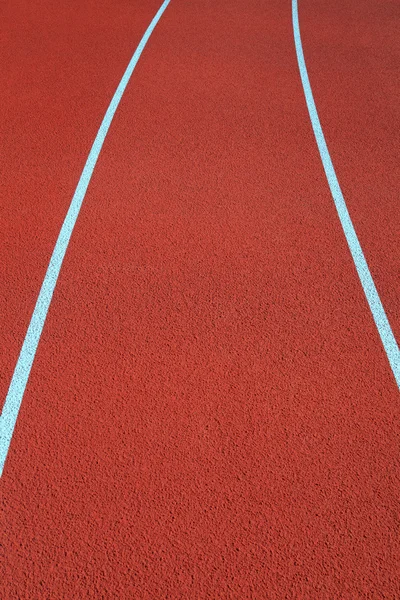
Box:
[292,0,400,388]
[0,0,171,476]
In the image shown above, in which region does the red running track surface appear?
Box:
[1,0,399,598]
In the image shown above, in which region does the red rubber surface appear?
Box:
[1,0,399,598]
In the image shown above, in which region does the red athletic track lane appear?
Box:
[0,0,162,409]
[1,0,399,599]
[301,0,400,343]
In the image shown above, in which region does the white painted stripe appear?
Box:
[0,0,171,476]
[292,0,400,388]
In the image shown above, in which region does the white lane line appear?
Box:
[292,0,400,388]
[0,0,172,477]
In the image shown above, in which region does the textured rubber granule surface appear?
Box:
[1,0,399,598]
[0,0,162,409]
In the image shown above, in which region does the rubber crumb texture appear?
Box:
[1,0,399,599]
[0,0,161,412]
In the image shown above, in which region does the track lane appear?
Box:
[0,0,162,410]
[1,0,399,598]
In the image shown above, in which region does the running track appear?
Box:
[1,0,399,598]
